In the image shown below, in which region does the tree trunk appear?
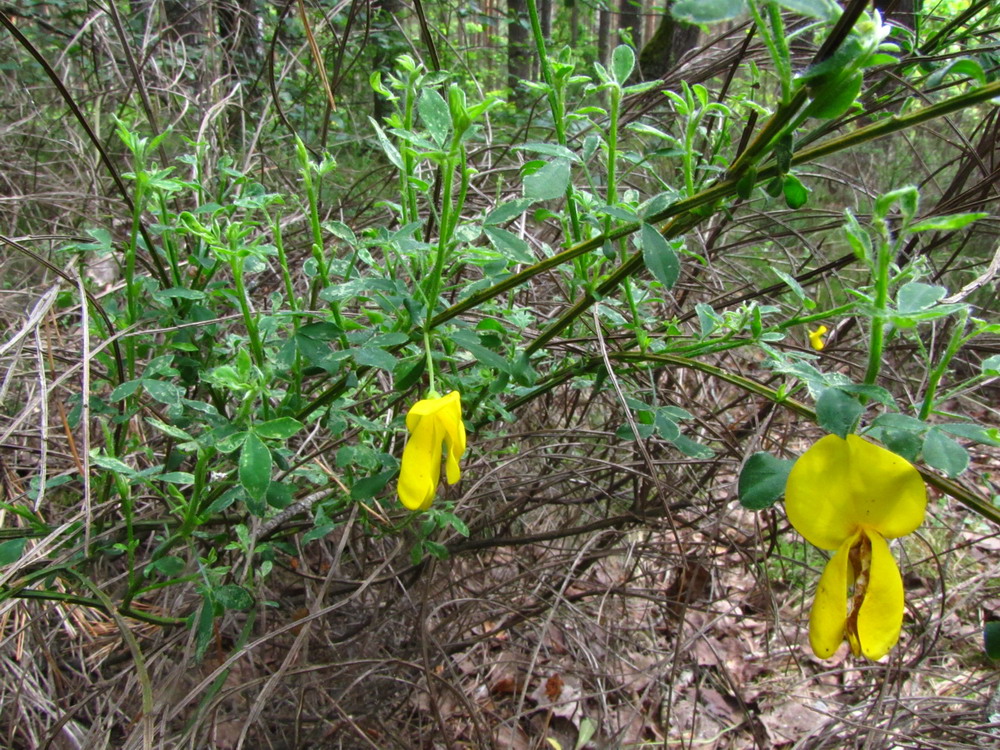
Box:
[597,5,610,66]
[638,1,699,81]
[619,0,641,50]
[507,0,532,103]
[539,0,552,40]
[875,0,919,31]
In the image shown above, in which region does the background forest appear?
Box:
[2,0,1000,748]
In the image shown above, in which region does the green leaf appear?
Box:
[368,117,404,170]
[109,379,143,401]
[323,220,357,244]
[922,428,968,477]
[654,411,681,441]
[804,71,862,120]
[871,412,926,431]
[152,287,206,301]
[194,597,215,662]
[897,282,946,313]
[239,433,272,504]
[612,44,635,85]
[908,212,988,233]
[394,356,426,391]
[450,329,511,373]
[616,422,657,440]
[483,226,535,264]
[672,0,746,23]
[145,417,194,441]
[142,379,183,406]
[782,174,809,209]
[641,223,680,289]
[0,538,27,567]
[777,0,839,20]
[816,388,863,439]
[985,621,1000,660]
[928,58,987,88]
[738,452,794,510]
[982,355,1000,376]
[352,346,397,372]
[523,159,571,201]
[736,168,757,199]
[418,88,452,147]
[90,452,138,477]
[671,434,715,458]
[879,428,923,462]
[214,584,254,611]
[351,470,396,500]
[939,422,1000,447]
[297,322,343,340]
[836,384,895,406]
[773,269,813,307]
[146,555,185,578]
[255,417,304,440]
[513,143,580,163]
[267,480,294,509]
[484,198,535,225]
[510,351,537,386]
[156,472,195,484]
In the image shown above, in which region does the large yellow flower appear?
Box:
[785,434,927,659]
[398,391,466,511]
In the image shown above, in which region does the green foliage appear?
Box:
[3,5,1000,738]
[738,452,794,510]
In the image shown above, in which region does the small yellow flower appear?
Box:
[808,325,828,351]
[785,434,927,660]
[398,391,466,511]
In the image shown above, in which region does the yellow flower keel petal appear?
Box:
[809,534,854,658]
[397,391,467,510]
[855,530,905,660]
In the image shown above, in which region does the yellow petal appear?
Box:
[786,434,927,549]
[398,409,443,511]
[844,434,927,538]
[855,530,904,660]
[786,434,861,549]
[439,392,466,485]
[808,325,828,351]
[809,533,855,658]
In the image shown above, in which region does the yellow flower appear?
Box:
[785,434,927,660]
[398,391,466,511]
[808,325,828,351]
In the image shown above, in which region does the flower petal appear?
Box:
[786,434,926,549]
[440,392,466,485]
[809,533,856,658]
[786,434,861,549]
[398,412,442,511]
[808,325,828,351]
[843,434,926,539]
[855,530,904,660]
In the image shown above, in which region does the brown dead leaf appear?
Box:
[545,673,564,701]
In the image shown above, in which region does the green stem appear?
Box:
[269,210,297,315]
[919,308,969,420]
[863,232,892,386]
[425,153,457,321]
[423,329,437,396]
[526,0,581,242]
[228,256,266,372]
